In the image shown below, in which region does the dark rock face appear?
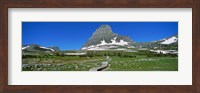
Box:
[82,24,134,49]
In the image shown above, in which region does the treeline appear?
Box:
[147,53,178,57]
[85,51,136,58]
[22,52,67,58]
[85,51,177,58]
[22,50,177,59]
[22,54,56,59]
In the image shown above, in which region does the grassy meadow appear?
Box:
[22,50,178,71]
[108,56,177,71]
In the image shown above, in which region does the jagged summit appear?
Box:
[92,24,115,36]
[95,24,112,32]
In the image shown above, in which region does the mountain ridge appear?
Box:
[136,33,178,49]
[22,44,60,52]
[22,25,178,51]
[81,24,178,50]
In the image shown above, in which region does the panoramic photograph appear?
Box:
[22,22,178,71]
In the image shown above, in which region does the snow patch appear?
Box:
[119,39,128,45]
[87,47,107,50]
[116,48,127,50]
[160,36,178,44]
[40,46,55,51]
[97,40,108,46]
[64,53,86,55]
[150,49,178,54]
[110,37,129,46]
[127,46,135,48]
[81,47,87,50]
[111,37,117,44]
[88,45,95,48]
[22,46,30,50]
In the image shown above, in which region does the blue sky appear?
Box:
[22,22,178,50]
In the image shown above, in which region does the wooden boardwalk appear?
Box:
[89,57,111,71]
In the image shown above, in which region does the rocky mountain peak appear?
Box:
[81,24,135,50]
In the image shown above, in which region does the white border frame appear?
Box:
[8,8,192,85]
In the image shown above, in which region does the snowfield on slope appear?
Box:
[40,46,55,52]
[160,36,178,45]
[22,45,55,52]
[22,45,30,50]
[81,37,133,50]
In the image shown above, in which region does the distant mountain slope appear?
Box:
[136,34,178,49]
[22,44,60,52]
[81,24,135,50]
[159,34,178,45]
